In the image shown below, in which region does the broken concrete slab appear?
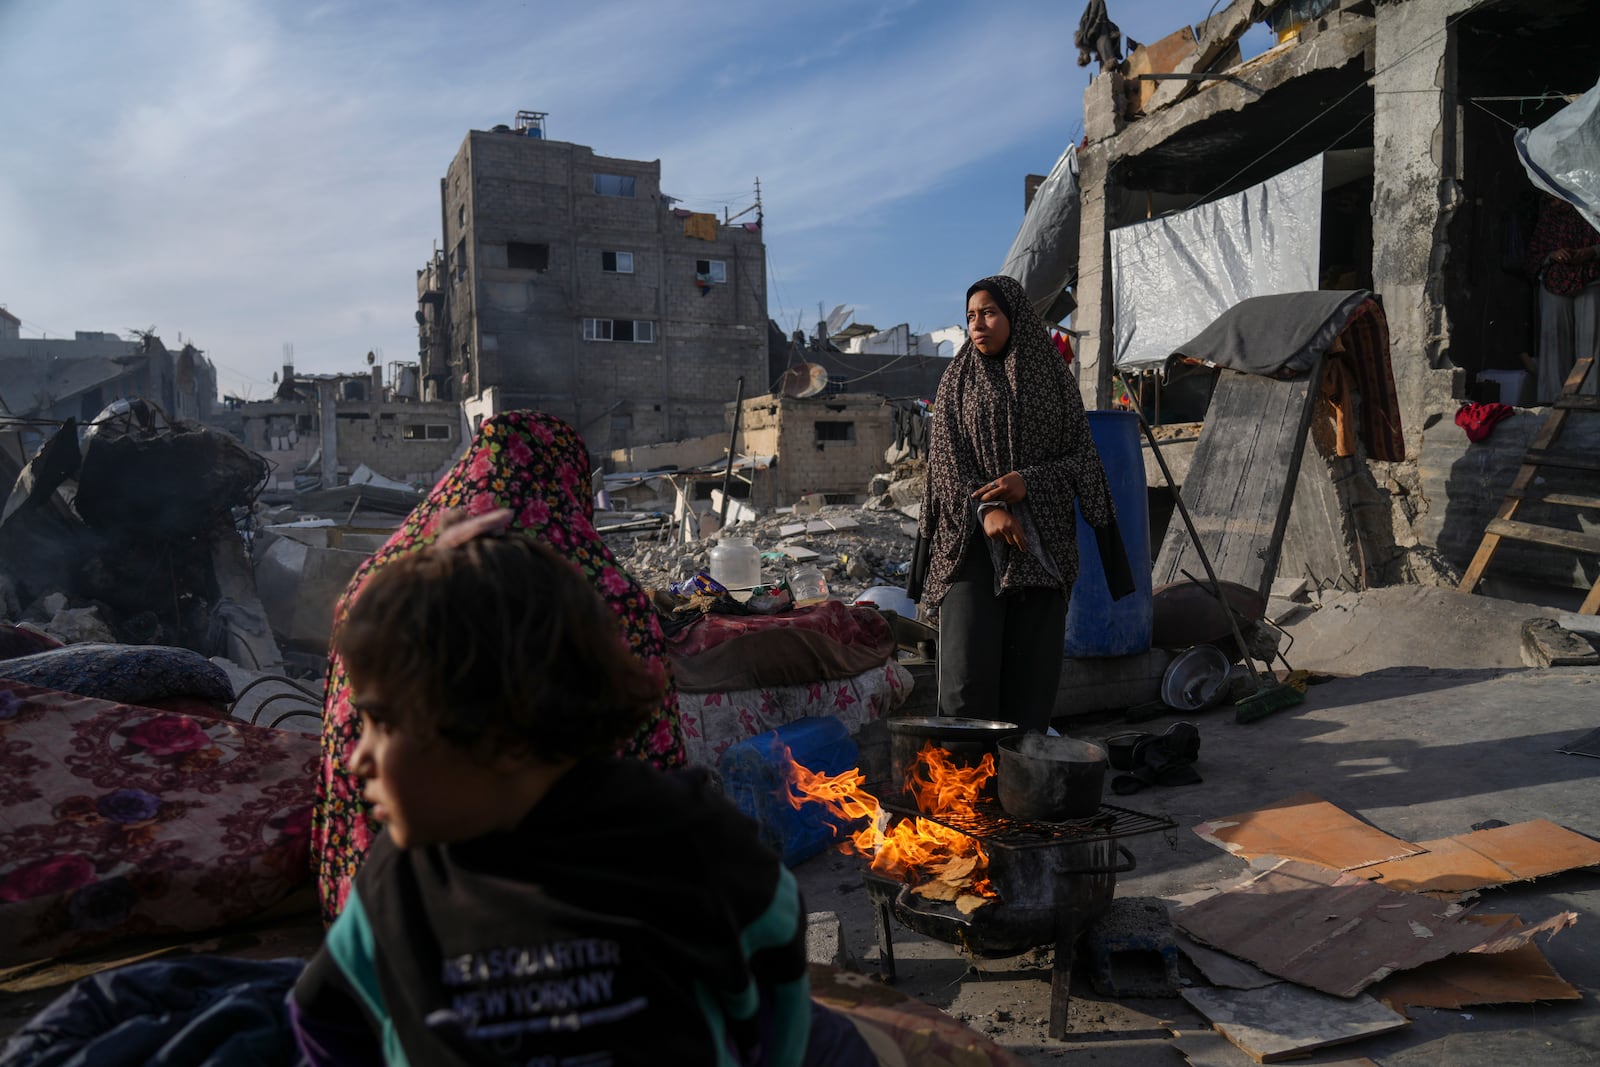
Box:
[1521,618,1600,668]
[1279,586,1563,673]
[43,606,118,645]
[1181,982,1406,1063]
[1171,858,1576,998]
[1192,791,1424,871]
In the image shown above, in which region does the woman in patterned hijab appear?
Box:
[311,411,685,923]
[916,274,1121,731]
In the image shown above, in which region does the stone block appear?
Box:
[1521,618,1600,668]
[805,911,857,970]
[1084,896,1182,998]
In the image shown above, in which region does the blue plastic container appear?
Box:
[718,717,860,868]
[1063,410,1153,657]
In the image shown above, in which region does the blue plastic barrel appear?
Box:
[1062,410,1153,657]
[717,717,861,868]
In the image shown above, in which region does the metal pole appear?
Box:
[719,376,745,527]
[1115,372,1259,694]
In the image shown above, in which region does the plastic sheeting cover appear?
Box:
[1000,144,1081,319]
[1112,154,1323,370]
[1515,77,1600,233]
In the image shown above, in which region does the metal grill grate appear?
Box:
[878,793,1176,851]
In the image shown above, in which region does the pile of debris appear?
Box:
[609,466,925,605]
[0,401,280,672]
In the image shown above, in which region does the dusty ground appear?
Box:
[793,588,1600,1065]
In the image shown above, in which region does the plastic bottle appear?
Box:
[789,564,830,606]
[709,535,761,590]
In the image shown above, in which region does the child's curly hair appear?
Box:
[334,534,663,762]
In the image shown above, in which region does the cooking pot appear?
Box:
[997,734,1108,820]
[886,717,1021,801]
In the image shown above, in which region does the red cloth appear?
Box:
[1455,402,1514,443]
[1335,300,1406,462]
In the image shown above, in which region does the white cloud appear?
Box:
[1,0,1118,396]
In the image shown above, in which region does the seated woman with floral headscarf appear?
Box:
[310,411,686,924]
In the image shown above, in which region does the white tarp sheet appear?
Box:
[1111,154,1324,370]
[1515,77,1600,233]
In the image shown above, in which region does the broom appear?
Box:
[1114,376,1304,724]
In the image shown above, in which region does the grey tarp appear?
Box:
[999,144,1081,320]
[1173,290,1373,378]
[1112,154,1324,370]
[1516,76,1600,233]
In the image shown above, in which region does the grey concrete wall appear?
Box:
[738,394,893,504]
[1370,0,1480,455]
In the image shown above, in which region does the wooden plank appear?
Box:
[1155,364,1324,600]
[1505,488,1600,510]
[1523,449,1600,473]
[1457,361,1589,592]
[1181,984,1406,1063]
[1553,394,1600,412]
[1485,518,1600,555]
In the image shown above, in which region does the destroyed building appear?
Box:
[0,324,219,447]
[767,311,958,403]
[416,111,768,454]
[220,357,463,493]
[1059,0,1600,601]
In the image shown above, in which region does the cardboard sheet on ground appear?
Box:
[1181,983,1405,1063]
[1171,859,1577,998]
[1170,1027,1378,1066]
[1367,915,1580,1013]
[1193,792,1423,870]
[1359,820,1600,894]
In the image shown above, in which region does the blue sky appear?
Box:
[0,1,1266,400]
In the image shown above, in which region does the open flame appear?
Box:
[783,741,996,907]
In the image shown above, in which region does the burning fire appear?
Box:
[784,742,996,909]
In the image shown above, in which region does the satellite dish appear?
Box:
[778,362,829,399]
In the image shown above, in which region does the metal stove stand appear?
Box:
[865,796,1176,1039]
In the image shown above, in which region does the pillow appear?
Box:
[0,644,234,706]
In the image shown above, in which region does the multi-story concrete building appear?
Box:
[417,115,768,456]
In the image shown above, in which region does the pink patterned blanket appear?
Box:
[0,681,317,965]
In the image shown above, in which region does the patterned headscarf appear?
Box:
[918,274,1116,608]
[312,411,685,923]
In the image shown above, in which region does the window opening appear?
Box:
[507,242,549,270]
[593,173,636,197]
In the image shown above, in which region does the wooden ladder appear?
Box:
[1459,355,1600,614]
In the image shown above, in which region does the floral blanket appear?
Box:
[0,682,317,965]
[678,660,911,767]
